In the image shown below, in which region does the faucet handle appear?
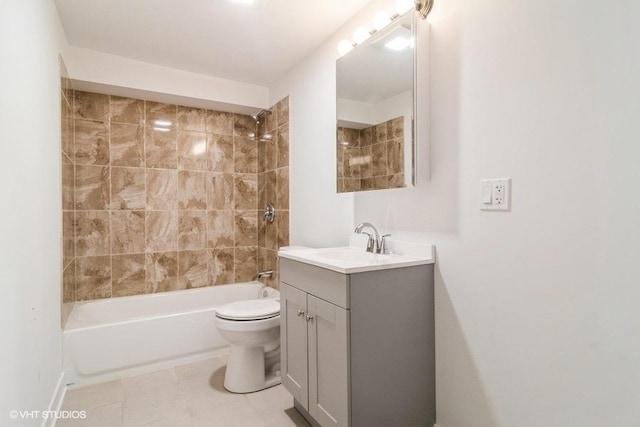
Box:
[380,234,392,254]
[361,231,375,253]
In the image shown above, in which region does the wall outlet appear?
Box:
[480,178,511,211]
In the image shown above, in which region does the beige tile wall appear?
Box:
[257,97,289,289]
[61,90,289,301]
[61,76,75,304]
[336,116,404,192]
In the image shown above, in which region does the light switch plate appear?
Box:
[480,178,511,211]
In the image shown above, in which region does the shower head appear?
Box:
[250,108,273,123]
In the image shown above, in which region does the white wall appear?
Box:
[0,0,69,424]
[337,90,411,125]
[270,0,399,248]
[274,0,640,425]
[65,46,270,114]
[269,42,354,247]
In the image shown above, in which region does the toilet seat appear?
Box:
[216,299,280,321]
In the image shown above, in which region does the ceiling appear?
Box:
[54,0,373,86]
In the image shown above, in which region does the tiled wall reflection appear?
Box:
[336,116,404,192]
[62,90,289,301]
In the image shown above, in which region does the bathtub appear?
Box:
[63,282,279,388]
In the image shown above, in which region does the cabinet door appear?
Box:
[308,295,349,427]
[281,283,309,408]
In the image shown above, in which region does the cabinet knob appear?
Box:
[297,310,305,317]
[306,315,314,322]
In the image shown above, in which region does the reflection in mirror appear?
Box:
[336,11,414,193]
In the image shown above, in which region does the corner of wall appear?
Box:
[42,373,67,427]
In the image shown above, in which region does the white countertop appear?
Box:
[278,237,435,274]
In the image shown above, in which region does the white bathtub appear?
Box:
[63,282,279,387]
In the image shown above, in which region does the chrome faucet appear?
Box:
[354,222,381,253]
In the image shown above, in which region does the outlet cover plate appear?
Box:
[480,178,511,211]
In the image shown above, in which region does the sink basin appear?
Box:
[317,249,382,262]
[278,242,434,274]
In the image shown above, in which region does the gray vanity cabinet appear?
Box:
[281,284,309,406]
[280,257,435,427]
[280,283,309,408]
[281,283,349,427]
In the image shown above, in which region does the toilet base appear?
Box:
[223,344,281,393]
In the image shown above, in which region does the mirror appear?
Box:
[336,11,414,193]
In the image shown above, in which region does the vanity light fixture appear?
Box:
[337,39,355,56]
[372,11,392,31]
[337,0,434,56]
[415,0,434,19]
[353,27,371,44]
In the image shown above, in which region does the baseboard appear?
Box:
[42,372,67,427]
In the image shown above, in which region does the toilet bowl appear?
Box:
[214,298,281,393]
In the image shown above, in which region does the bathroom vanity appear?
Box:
[278,240,435,427]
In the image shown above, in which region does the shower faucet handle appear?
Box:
[263,202,276,223]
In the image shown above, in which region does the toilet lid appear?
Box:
[215,299,280,321]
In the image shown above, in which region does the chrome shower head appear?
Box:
[250,108,273,123]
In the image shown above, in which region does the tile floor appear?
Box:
[58,356,311,427]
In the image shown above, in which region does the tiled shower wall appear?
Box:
[336,116,404,192]
[61,76,75,305]
[257,101,289,289]
[61,90,289,302]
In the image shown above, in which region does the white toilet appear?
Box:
[214,298,281,393]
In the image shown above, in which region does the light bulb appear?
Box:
[353,27,370,45]
[337,39,354,56]
[395,0,414,15]
[372,11,391,31]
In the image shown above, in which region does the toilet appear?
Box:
[214,298,281,393]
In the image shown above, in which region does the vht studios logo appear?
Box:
[9,410,87,420]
